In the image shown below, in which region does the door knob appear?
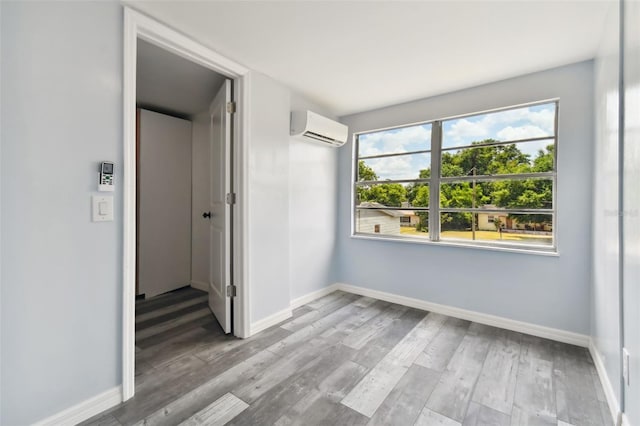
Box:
[202,212,212,219]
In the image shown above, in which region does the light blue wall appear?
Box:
[591,0,622,413]
[247,73,341,318]
[337,61,594,334]
[1,2,123,425]
[247,72,292,322]
[289,94,339,301]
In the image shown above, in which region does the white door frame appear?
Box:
[123,7,251,401]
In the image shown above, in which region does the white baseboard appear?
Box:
[621,413,630,426]
[290,284,339,310]
[33,386,122,426]
[249,307,292,336]
[249,284,341,337]
[334,282,590,347]
[190,280,209,292]
[588,340,622,426]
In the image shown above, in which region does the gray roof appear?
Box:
[358,202,406,218]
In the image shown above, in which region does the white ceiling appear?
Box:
[137,38,226,117]
[130,1,613,117]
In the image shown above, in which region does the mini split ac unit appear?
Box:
[290,110,348,147]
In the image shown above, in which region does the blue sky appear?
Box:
[359,103,555,180]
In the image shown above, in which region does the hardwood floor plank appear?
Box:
[135,358,154,377]
[122,327,294,423]
[228,345,359,425]
[113,355,208,424]
[135,287,204,313]
[350,308,427,368]
[367,364,440,426]
[135,354,207,395]
[128,349,279,425]
[512,349,556,422]
[415,408,462,426]
[281,292,360,332]
[320,300,391,345]
[424,323,496,422]
[277,399,370,426]
[79,414,122,426]
[414,317,470,372]
[305,290,348,309]
[137,325,227,368]
[135,315,218,349]
[267,296,371,356]
[519,334,555,363]
[341,312,446,417]
[599,401,613,426]
[273,360,369,426]
[135,307,212,341]
[553,345,605,426]
[193,325,290,364]
[510,405,556,425]
[178,393,248,426]
[136,302,209,332]
[471,330,522,414]
[135,295,208,323]
[232,337,341,403]
[463,402,510,426]
[342,304,408,350]
[591,367,607,403]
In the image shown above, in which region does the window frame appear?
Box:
[351,99,559,254]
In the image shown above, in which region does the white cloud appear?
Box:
[496,125,547,141]
[527,108,555,134]
[366,156,414,180]
[359,124,431,156]
[444,104,555,147]
[365,152,430,180]
[445,118,489,145]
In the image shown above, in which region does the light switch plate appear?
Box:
[92,195,114,222]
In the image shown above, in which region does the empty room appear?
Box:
[1,1,638,426]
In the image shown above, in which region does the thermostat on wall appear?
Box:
[99,161,114,192]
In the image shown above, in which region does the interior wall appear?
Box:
[622,0,640,421]
[191,111,211,290]
[247,72,292,322]
[591,0,622,413]
[337,61,594,334]
[0,2,123,424]
[289,94,339,301]
[247,72,342,323]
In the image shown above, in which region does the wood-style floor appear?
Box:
[83,287,611,426]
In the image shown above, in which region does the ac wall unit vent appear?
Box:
[290,110,348,147]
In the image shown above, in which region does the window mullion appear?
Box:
[429,121,442,241]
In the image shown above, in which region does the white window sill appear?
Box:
[350,233,559,257]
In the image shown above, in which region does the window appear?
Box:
[353,100,557,251]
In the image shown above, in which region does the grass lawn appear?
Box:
[399,227,552,245]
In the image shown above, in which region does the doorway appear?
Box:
[123,8,250,401]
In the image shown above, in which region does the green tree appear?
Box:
[412,185,430,231]
[357,161,407,207]
[358,160,378,181]
[362,183,407,207]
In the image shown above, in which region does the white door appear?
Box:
[207,80,232,333]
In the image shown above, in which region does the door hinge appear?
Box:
[226,102,236,114]
[226,285,237,298]
[226,193,237,205]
